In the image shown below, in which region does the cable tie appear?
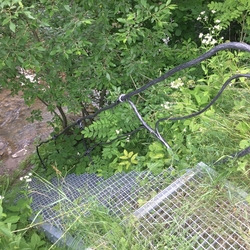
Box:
[52,134,58,140]
[118,94,126,102]
[76,119,83,129]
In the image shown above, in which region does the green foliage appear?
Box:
[0,0,177,129]
[141,142,170,175]
[31,127,93,177]
[82,104,140,141]
[207,0,250,42]
[170,0,211,42]
[8,0,247,181]
[2,1,250,248]
[0,179,58,249]
[118,149,138,171]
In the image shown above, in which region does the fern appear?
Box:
[82,103,140,141]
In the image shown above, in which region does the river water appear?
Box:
[0,89,53,176]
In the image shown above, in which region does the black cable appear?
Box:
[35,42,250,168]
[122,74,250,155]
[48,42,250,137]
[213,146,250,165]
[155,74,250,134]
[119,42,250,101]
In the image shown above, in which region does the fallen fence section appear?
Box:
[26,162,250,249]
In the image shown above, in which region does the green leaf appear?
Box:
[138,198,147,207]
[23,11,35,19]
[117,18,127,24]
[239,139,249,149]
[119,161,129,166]
[128,151,133,158]
[236,121,249,134]
[2,17,11,26]
[106,72,111,81]
[119,155,128,160]
[4,215,20,223]
[131,159,138,164]
[123,149,128,157]
[9,21,16,33]
[131,153,138,161]
[18,56,24,63]
[31,232,41,247]
[0,223,12,238]
[246,195,250,205]
[64,5,70,12]
[127,13,135,20]
[140,0,147,8]
[18,1,24,8]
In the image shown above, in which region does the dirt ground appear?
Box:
[0,146,35,178]
[0,89,52,178]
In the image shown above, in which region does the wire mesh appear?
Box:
[125,174,250,250]
[27,163,250,249]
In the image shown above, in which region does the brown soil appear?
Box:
[0,89,52,178]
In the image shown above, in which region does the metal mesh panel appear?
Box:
[124,175,250,250]
[26,164,250,249]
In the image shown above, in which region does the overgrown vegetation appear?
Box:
[1,0,250,248]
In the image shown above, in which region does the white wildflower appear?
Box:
[210,39,217,45]
[0,195,4,200]
[214,25,222,30]
[205,33,213,41]
[161,102,172,110]
[199,33,203,38]
[202,39,207,44]
[116,129,122,135]
[215,19,221,23]
[20,174,32,184]
[211,10,216,14]
[116,129,120,134]
[204,16,208,21]
[197,16,201,21]
[200,11,205,15]
[170,78,184,89]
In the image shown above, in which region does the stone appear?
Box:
[0,141,5,150]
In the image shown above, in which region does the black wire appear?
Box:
[119,42,250,101]
[35,42,250,168]
[213,146,250,165]
[123,74,250,154]
[155,74,250,134]
[47,42,250,137]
